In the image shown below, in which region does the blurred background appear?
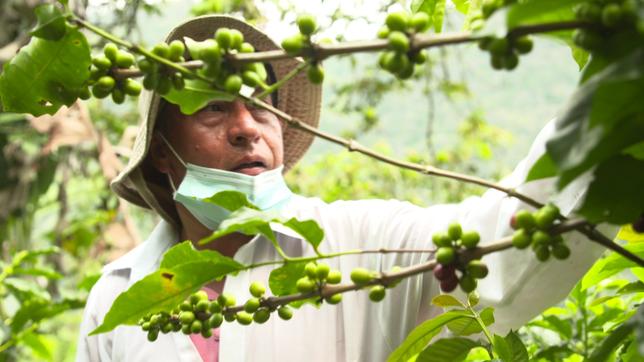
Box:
[0,0,610,360]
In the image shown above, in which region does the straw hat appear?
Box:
[110,15,322,224]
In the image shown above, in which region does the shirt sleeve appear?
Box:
[318,119,617,334]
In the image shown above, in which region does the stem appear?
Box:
[256,62,308,100]
[467,305,496,356]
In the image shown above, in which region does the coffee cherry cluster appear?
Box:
[281,15,325,84]
[185,27,268,94]
[510,204,571,262]
[377,11,431,79]
[350,265,401,302]
[477,35,533,71]
[572,0,641,52]
[138,282,296,341]
[432,223,487,293]
[84,43,142,103]
[297,262,343,304]
[136,40,189,95]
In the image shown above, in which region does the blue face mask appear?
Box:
[159,135,293,230]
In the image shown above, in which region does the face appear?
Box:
[150,95,284,184]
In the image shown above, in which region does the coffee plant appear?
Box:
[0,0,643,360]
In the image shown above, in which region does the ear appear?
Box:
[148,132,171,174]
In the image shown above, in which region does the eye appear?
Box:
[202,103,227,113]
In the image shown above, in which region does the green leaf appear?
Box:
[537,315,573,339]
[412,0,447,33]
[618,281,644,295]
[163,79,234,115]
[22,332,54,361]
[502,330,529,362]
[11,298,83,333]
[450,0,469,14]
[493,334,511,361]
[31,4,67,40]
[159,241,244,270]
[506,0,581,28]
[581,243,644,290]
[203,190,258,211]
[416,337,480,362]
[90,260,242,335]
[282,218,324,250]
[206,207,279,243]
[387,310,471,362]
[0,27,90,116]
[446,307,495,336]
[546,50,644,188]
[268,261,307,296]
[624,142,644,161]
[525,152,557,182]
[433,0,447,33]
[571,46,589,71]
[587,324,634,362]
[431,294,464,308]
[578,155,644,224]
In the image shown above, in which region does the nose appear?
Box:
[227,101,261,147]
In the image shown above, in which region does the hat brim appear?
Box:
[110,15,322,224]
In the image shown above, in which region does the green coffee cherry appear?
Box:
[504,53,519,70]
[141,321,151,331]
[461,231,480,249]
[152,43,170,58]
[224,74,243,94]
[239,42,255,53]
[156,77,172,95]
[236,311,253,325]
[552,243,571,260]
[218,292,236,307]
[103,43,119,62]
[514,210,536,230]
[377,26,390,39]
[79,86,91,100]
[208,301,222,314]
[325,293,343,305]
[181,324,192,335]
[386,12,409,32]
[230,29,244,50]
[447,223,463,241]
[459,275,477,293]
[242,70,262,87]
[147,329,159,342]
[92,56,112,70]
[491,54,505,70]
[224,313,236,322]
[369,286,386,302]
[96,76,116,92]
[244,298,261,313]
[190,320,203,334]
[602,4,622,27]
[304,262,317,279]
[91,84,111,99]
[253,309,271,324]
[249,281,266,298]
[514,36,533,54]
[350,268,374,285]
[411,12,430,32]
[410,50,427,64]
[195,299,209,312]
[512,229,532,249]
[172,73,185,90]
[111,88,125,104]
[388,31,409,53]
[215,28,233,50]
[436,247,456,265]
[208,313,223,329]
[489,37,509,56]
[277,306,293,320]
[297,14,317,36]
[532,230,551,246]
[201,328,213,338]
[432,233,452,247]
[115,51,135,68]
[138,58,153,73]
[281,34,306,54]
[124,79,142,96]
[534,245,550,262]
[168,40,186,61]
[296,277,316,293]
[316,263,330,279]
[161,322,174,334]
[466,260,489,279]
[179,311,195,325]
[326,270,342,284]
[179,301,192,311]
[307,64,324,84]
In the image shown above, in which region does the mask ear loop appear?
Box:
[156,132,186,194]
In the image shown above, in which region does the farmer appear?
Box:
[77,15,613,362]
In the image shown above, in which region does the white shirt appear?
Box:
[76,121,615,361]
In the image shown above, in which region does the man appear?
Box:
[77,15,612,362]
